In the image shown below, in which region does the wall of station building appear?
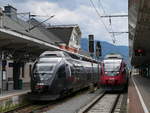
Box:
[133,65,150,78]
[3,60,33,90]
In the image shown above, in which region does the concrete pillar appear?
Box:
[0,51,2,94]
[13,61,21,90]
[1,51,7,91]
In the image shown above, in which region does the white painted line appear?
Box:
[127,98,129,113]
[132,77,149,113]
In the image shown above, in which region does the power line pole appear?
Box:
[101,15,128,36]
[100,15,128,18]
[109,32,129,34]
[26,15,55,32]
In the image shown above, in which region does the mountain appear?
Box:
[80,38,129,61]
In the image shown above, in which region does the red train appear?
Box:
[99,53,129,91]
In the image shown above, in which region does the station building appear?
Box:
[129,0,150,78]
[0,5,87,92]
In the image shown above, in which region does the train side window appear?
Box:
[58,65,66,78]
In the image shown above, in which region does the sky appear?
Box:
[0,0,128,46]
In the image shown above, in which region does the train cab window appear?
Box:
[68,53,80,60]
[33,63,54,73]
[58,65,66,78]
[40,54,62,58]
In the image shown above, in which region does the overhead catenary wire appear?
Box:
[98,0,106,15]
[89,0,116,44]
[97,0,128,43]
[10,0,15,3]
[97,0,116,44]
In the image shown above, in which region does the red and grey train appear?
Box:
[99,53,129,91]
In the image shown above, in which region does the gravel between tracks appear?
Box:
[45,89,103,113]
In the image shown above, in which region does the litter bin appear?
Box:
[19,79,23,89]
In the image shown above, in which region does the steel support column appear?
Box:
[13,60,21,90]
[0,51,2,94]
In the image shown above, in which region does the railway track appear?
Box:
[4,90,124,113]
[4,102,56,113]
[77,92,121,113]
[4,88,91,113]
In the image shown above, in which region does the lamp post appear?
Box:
[26,15,55,32]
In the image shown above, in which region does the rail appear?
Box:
[77,93,120,113]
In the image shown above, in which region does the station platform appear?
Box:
[128,74,150,113]
[0,88,30,100]
[0,87,30,113]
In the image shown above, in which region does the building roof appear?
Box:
[29,18,62,44]
[47,26,74,45]
[2,15,62,45]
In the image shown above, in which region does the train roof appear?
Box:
[103,59,122,63]
[40,51,100,63]
[40,51,65,57]
[104,53,123,59]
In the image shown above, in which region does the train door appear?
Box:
[80,63,86,87]
[121,63,127,83]
[56,64,71,93]
[75,63,81,89]
[57,64,67,91]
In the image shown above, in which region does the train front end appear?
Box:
[28,51,66,101]
[100,59,128,91]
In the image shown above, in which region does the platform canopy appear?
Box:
[0,12,64,61]
[0,27,60,59]
[129,0,150,67]
[0,27,93,62]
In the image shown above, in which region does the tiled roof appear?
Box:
[47,26,74,45]
[2,16,62,45]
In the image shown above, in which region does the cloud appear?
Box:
[0,0,128,46]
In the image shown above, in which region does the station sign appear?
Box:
[9,62,14,67]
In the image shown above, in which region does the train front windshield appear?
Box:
[33,56,62,75]
[34,64,54,73]
[104,60,122,76]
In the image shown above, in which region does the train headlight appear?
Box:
[37,83,44,85]
[116,72,119,74]
[105,72,108,74]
